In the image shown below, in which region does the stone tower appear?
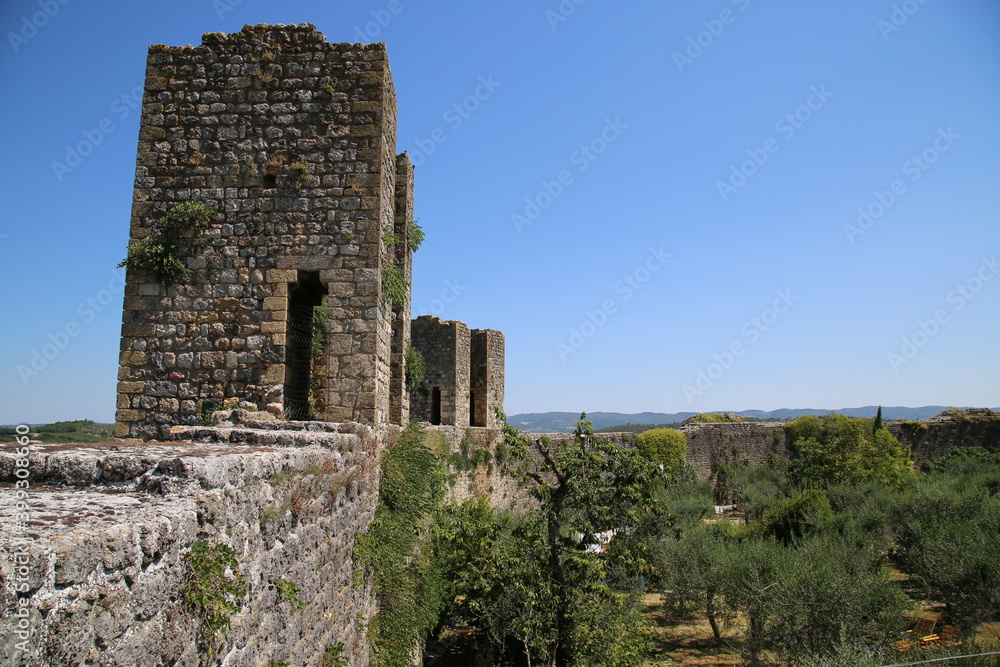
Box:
[409,315,505,429]
[115,24,414,439]
[470,328,505,429]
[410,316,471,427]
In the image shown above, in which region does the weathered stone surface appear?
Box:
[116,23,413,438]
[678,422,789,478]
[410,317,471,427]
[0,421,394,667]
[886,409,1000,462]
[470,329,505,429]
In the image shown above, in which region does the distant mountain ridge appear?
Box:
[507,406,994,433]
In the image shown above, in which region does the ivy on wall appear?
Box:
[355,424,449,667]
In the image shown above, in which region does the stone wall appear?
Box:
[679,422,788,478]
[422,426,527,509]
[116,24,412,439]
[388,155,415,427]
[0,419,393,667]
[674,414,1000,479]
[887,415,1000,462]
[5,414,995,665]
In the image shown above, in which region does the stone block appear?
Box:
[327,282,355,298]
[266,269,298,283]
[201,351,224,368]
[262,296,287,311]
[261,363,285,383]
[327,334,353,355]
[121,351,148,366]
[122,323,155,337]
[276,256,338,270]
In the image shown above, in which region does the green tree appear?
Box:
[766,532,908,662]
[754,488,834,545]
[897,474,1000,634]
[469,411,662,667]
[650,524,741,645]
[434,500,557,665]
[712,532,906,665]
[634,428,687,472]
[787,414,911,489]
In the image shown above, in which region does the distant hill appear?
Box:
[1,419,114,443]
[507,407,990,433]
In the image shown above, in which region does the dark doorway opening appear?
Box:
[284,271,327,421]
[470,387,486,427]
[431,387,442,425]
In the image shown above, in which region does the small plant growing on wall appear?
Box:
[118,200,218,284]
[407,219,425,252]
[322,643,348,667]
[405,346,425,392]
[311,303,329,357]
[381,264,408,309]
[290,159,311,188]
[183,539,246,652]
[382,224,397,248]
[274,579,306,608]
[252,67,274,83]
[265,153,286,174]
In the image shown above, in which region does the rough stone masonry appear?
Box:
[114,23,507,442]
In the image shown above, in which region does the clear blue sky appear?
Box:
[1,0,998,424]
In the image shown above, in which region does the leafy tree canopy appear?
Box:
[786,414,912,489]
[634,428,687,472]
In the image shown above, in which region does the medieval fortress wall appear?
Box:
[2,24,510,667]
[1,422,388,667]
[1,22,997,667]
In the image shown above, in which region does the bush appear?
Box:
[407,219,425,252]
[897,481,1000,633]
[118,200,217,284]
[691,412,743,423]
[634,428,686,472]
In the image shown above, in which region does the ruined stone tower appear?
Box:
[115,24,414,439]
[409,316,505,429]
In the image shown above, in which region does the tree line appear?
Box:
[357,412,1000,667]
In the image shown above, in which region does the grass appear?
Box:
[642,594,741,666]
[34,431,110,443]
[3,419,116,443]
